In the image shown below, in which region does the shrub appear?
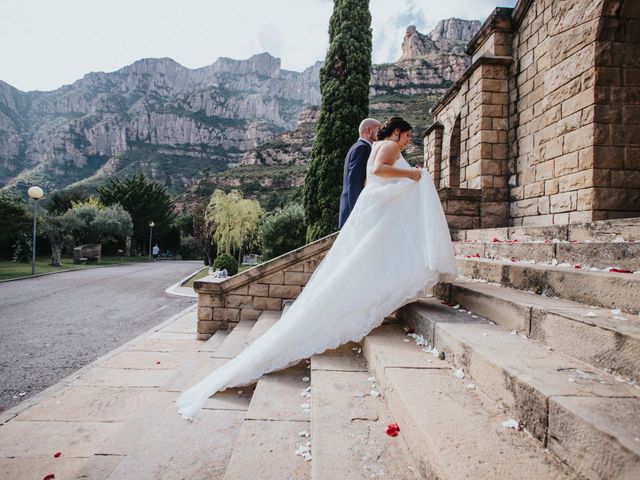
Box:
[259,204,306,260]
[178,235,200,260]
[213,253,238,276]
[13,235,32,263]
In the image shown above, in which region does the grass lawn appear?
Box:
[182,264,254,289]
[0,256,147,282]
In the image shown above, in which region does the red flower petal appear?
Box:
[53,451,61,458]
[44,475,55,480]
[385,423,400,437]
[472,253,480,258]
[574,264,581,269]
[609,268,632,273]
[404,328,415,335]
[491,237,502,243]
[155,361,161,365]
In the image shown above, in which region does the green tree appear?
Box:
[42,202,133,266]
[259,204,307,260]
[97,173,176,254]
[205,190,263,260]
[192,202,215,265]
[0,193,32,260]
[303,0,372,241]
[46,187,88,215]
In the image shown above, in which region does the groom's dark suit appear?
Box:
[338,138,372,228]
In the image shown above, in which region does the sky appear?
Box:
[0,0,516,92]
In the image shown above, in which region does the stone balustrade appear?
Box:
[194,233,337,339]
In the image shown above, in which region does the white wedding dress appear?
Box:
[177,141,458,421]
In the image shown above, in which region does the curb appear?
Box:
[165,266,207,298]
[0,303,197,426]
[0,261,148,284]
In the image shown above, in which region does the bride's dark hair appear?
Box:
[377,116,413,141]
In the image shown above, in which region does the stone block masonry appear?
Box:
[194,234,336,339]
[425,0,640,228]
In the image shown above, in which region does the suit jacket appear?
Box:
[338,138,372,228]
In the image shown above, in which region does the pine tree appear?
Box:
[303,0,372,241]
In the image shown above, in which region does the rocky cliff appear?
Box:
[0,18,480,201]
[0,53,321,193]
[370,19,481,96]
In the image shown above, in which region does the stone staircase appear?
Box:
[175,218,639,479]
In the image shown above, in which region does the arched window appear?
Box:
[449,115,461,188]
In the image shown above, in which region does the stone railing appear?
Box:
[194,233,338,340]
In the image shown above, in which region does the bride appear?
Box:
[177,116,458,421]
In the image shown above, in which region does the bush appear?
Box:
[13,235,32,263]
[259,204,306,260]
[178,235,200,260]
[213,253,238,276]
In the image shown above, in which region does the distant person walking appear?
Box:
[152,244,160,262]
[338,118,382,228]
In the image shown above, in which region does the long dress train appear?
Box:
[177,142,458,421]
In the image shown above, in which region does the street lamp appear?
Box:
[148,221,155,260]
[27,186,44,275]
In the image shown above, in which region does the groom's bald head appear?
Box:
[359,118,381,143]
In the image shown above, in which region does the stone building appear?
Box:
[424,0,640,228]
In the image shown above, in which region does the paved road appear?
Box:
[0,261,201,413]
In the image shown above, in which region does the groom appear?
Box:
[338,118,381,228]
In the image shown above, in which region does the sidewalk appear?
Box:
[0,305,249,479]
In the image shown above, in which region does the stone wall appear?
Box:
[194,234,336,340]
[425,0,640,227]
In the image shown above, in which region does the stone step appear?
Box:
[455,257,640,314]
[397,298,640,479]
[197,328,229,352]
[361,325,571,479]
[452,217,640,243]
[454,240,640,271]
[310,344,422,480]
[445,280,640,383]
[212,319,256,359]
[245,310,280,345]
[223,361,312,479]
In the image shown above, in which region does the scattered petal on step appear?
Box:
[402,338,410,342]
[43,475,55,480]
[453,368,465,379]
[453,304,460,309]
[53,452,61,458]
[297,430,310,437]
[611,308,622,315]
[367,376,376,383]
[466,384,476,390]
[300,403,310,409]
[237,390,243,395]
[551,258,558,266]
[502,418,520,430]
[471,314,478,319]
[574,264,581,269]
[385,423,400,437]
[302,376,310,382]
[370,390,380,398]
[511,330,518,335]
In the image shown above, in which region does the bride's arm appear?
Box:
[372,143,421,181]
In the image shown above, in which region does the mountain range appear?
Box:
[0,18,481,207]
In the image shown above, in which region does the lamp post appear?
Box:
[27,186,44,275]
[148,221,155,260]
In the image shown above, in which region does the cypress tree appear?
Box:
[303,0,372,241]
